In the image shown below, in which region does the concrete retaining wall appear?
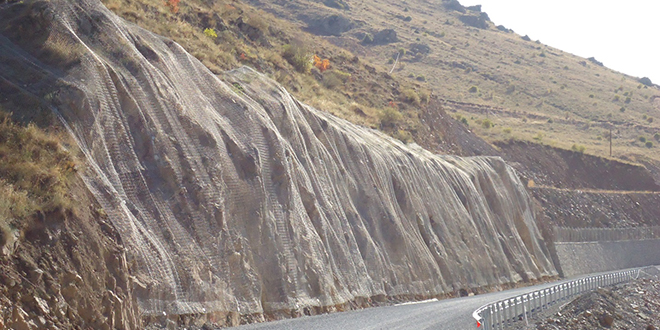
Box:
[555,239,660,277]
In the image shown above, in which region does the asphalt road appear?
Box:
[231,279,577,330]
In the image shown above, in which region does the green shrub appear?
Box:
[547,118,553,124]
[589,94,594,98]
[203,28,218,38]
[613,95,620,102]
[379,107,402,128]
[503,127,512,134]
[571,144,586,153]
[322,70,351,89]
[646,141,653,148]
[468,86,478,93]
[639,136,647,143]
[419,90,430,104]
[402,89,421,106]
[455,115,469,126]
[282,43,312,73]
[620,107,626,112]
[394,129,413,143]
[625,97,631,104]
[322,73,342,89]
[648,117,654,123]
[481,118,493,129]
[655,133,660,141]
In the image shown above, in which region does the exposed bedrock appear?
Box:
[0,0,556,321]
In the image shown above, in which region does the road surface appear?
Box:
[232,279,575,330]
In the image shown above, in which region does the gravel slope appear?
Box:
[535,277,660,330]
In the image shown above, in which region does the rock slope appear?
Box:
[0,0,556,324]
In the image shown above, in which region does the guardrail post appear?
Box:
[508,299,515,326]
[542,289,547,310]
[533,291,540,314]
[484,305,492,330]
[494,302,502,329]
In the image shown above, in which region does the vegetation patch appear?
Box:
[0,111,77,250]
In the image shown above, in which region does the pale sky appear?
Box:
[457,0,660,85]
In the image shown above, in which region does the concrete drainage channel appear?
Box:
[472,268,642,329]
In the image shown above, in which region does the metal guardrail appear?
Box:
[554,226,660,242]
[472,268,640,329]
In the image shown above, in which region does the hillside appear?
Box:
[86,0,660,172]
[2,0,660,328]
[91,0,660,182]
[242,0,660,161]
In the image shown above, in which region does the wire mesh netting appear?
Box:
[0,0,557,317]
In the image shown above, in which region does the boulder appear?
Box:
[459,14,488,29]
[466,5,481,12]
[587,57,604,66]
[235,16,269,46]
[306,14,356,36]
[639,77,653,86]
[322,0,349,10]
[443,0,466,13]
[373,29,398,44]
[599,313,614,327]
[409,43,431,55]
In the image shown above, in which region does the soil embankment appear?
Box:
[496,140,660,192]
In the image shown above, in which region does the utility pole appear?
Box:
[609,125,613,157]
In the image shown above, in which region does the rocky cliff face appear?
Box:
[0,0,556,325]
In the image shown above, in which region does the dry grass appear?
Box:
[0,110,77,248]
[99,0,426,141]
